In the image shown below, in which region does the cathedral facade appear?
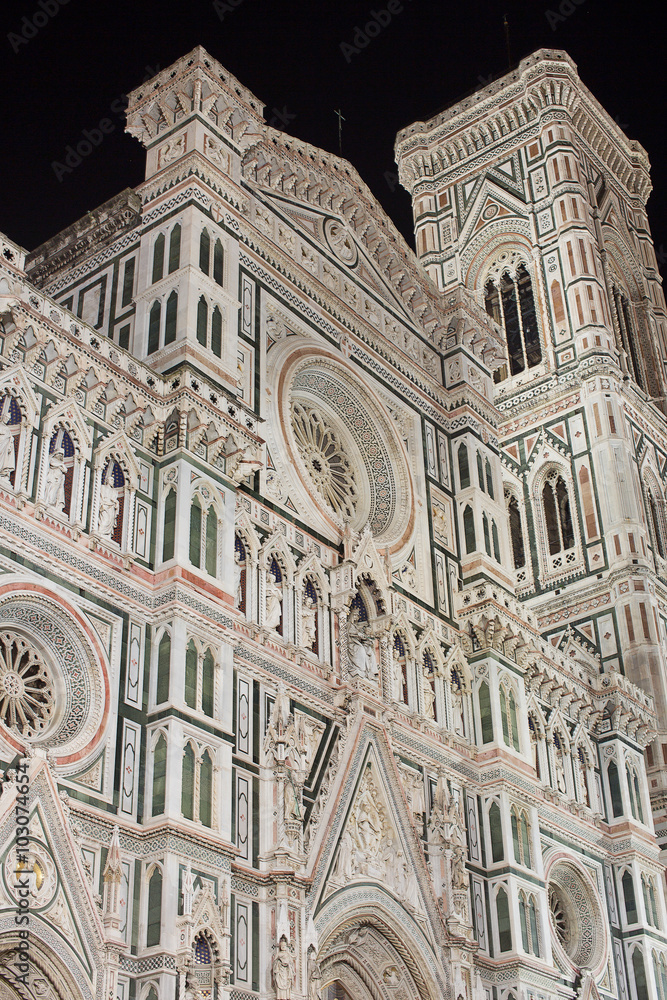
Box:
[0,44,665,1000]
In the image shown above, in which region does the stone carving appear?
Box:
[0,408,16,482]
[301,595,316,650]
[44,449,67,510]
[307,945,323,1000]
[228,444,263,484]
[158,134,185,168]
[233,555,243,609]
[272,936,295,1000]
[265,575,283,630]
[182,863,195,916]
[98,471,119,538]
[347,617,378,681]
[0,632,54,738]
[398,763,426,822]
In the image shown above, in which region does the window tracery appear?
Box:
[484,260,542,380]
[190,485,220,577]
[0,633,54,739]
[291,401,359,521]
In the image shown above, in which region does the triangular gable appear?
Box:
[0,755,106,994]
[308,723,443,943]
[0,362,41,426]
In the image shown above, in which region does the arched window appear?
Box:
[213,239,224,285]
[189,490,219,576]
[632,948,650,1000]
[608,760,623,817]
[646,485,665,559]
[164,290,178,345]
[200,750,213,828]
[489,801,503,862]
[500,684,519,750]
[485,264,541,379]
[152,733,167,815]
[614,288,645,392]
[653,954,667,1000]
[477,451,485,492]
[162,488,176,562]
[146,988,158,1000]
[543,472,574,555]
[479,681,493,743]
[485,459,494,499]
[156,632,171,704]
[508,494,526,569]
[496,886,512,951]
[627,764,644,823]
[46,427,75,517]
[146,867,162,947]
[519,892,539,955]
[194,933,214,995]
[394,633,409,704]
[200,229,211,274]
[528,896,540,956]
[235,535,247,614]
[483,513,491,556]
[197,297,208,347]
[148,300,161,354]
[458,444,470,489]
[623,870,638,923]
[211,306,222,358]
[168,223,181,273]
[152,233,165,284]
[181,741,196,820]
[492,520,501,562]
[511,807,532,868]
[463,505,475,554]
[185,640,216,718]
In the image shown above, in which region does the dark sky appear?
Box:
[2,0,666,278]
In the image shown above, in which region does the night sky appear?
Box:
[2,0,666,279]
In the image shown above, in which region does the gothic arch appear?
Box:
[0,929,91,1000]
[314,887,446,1000]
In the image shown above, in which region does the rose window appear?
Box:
[291,401,359,520]
[546,861,607,970]
[549,886,570,949]
[0,633,54,738]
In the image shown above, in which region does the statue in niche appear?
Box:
[272,936,295,1000]
[98,466,119,538]
[265,575,283,629]
[307,946,323,1000]
[0,408,16,482]
[184,967,206,1000]
[182,864,195,916]
[449,793,469,890]
[451,676,465,737]
[301,595,317,650]
[44,450,67,511]
[347,617,378,681]
[233,554,243,608]
[422,673,436,719]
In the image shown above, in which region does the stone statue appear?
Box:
[302,595,317,650]
[352,785,383,859]
[182,864,195,916]
[98,473,119,538]
[265,575,283,630]
[44,449,67,510]
[450,794,469,890]
[272,936,295,1000]
[234,555,243,608]
[184,967,206,1000]
[422,674,436,719]
[0,407,16,482]
[347,618,378,680]
[307,946,323,1000]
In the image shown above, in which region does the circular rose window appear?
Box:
[278,354,414,547]
[547,861,607,971]
[0,633,54,737]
